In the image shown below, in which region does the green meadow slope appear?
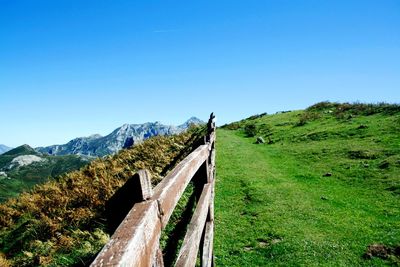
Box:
[0,145,90,202]
[215,103,400,266]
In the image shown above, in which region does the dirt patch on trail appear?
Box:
[363,243,400,261]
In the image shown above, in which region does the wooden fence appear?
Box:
[91,113,216,267]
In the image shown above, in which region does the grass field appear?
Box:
[214,104,400,266]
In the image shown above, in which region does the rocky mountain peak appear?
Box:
[36,117,204,157]
[179,117,204,129]
[88,134,102,139]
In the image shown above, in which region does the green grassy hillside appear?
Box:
[2,145,37,157]
[215,102,400,266]
[0,145,90,202]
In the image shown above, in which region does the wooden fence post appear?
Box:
[205,113,216,267]
[137,169,153,201]
[104,169,155,232]
[91,169,164,267]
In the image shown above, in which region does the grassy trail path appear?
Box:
[214,129,399,266]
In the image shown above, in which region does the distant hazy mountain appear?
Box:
[0,145,90,202]
[36,117,204,157]
[0,144,12,155]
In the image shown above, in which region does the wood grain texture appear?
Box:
[90,200,161,267]
[138,169,153,200]
[201,221,214,267]
[152,246,164,267]
[175,184,212,267]
[152,144,209,228]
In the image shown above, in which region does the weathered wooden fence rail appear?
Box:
[91,113,216,267]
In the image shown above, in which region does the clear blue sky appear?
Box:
[1,0,399,147]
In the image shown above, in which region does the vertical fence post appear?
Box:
[91,169,164,267]
[200,113,216,267]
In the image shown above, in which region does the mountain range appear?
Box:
[0,117,203,201]
[36,117,203,157]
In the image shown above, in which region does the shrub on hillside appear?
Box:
[244,113,267,121]
[258,123,273,136]
[258,123,275,144]
[221,122,241,130]
[222,113,268,131]
[306,101,338,112]
[244,124,258,137]
[307,101,400,118]
[295,112,321,126]
[243,123,275,143]
[335,102,400,117]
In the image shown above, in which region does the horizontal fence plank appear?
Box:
[210,149,215,168]
[209,148,216,222]
[175,183,212,267]
[153,144,209,227]
[208,178,215,222]
[91,200,161,267]
[201,221,214,267]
